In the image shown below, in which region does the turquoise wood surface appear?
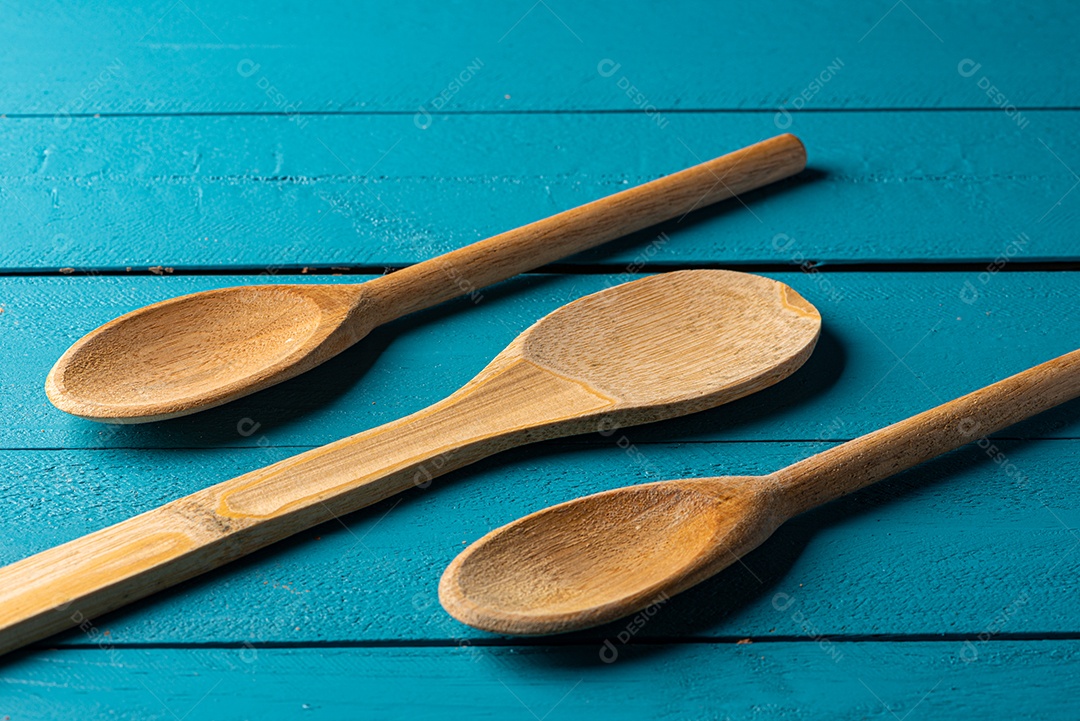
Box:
[2,112,1078,268]
[2,0,1078,717]
[4,644,1079,720]
[4,1,1078,112]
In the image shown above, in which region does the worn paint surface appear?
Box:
[1,112,1076,267]
[4,643,1080,719]
[1,0,1077,716]
[4,1,1077,113]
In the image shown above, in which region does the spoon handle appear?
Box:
[773,348,1080,517]
[362,134,806,318]
[0,360,614,656]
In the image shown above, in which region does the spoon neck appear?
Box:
[360,253,496,321]
[424,358,618,444]
[222,359,617,521]
[771,348,1080,518]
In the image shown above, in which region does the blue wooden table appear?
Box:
[2,1,1079,717]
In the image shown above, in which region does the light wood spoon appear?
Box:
[1,270,820,656]
[440,348,1080,635]
[45,134,806,423]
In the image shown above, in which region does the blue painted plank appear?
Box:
[1,272,1078,450]
[3,438,1077,644]
[2,112,1077,268]
[3,642,1078,719]
[3,0,1076,113]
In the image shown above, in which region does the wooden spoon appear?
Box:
[0,270,820,656]
[45,134,806,423]
[439,348,1080,635]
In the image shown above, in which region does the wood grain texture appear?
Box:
[2,0,1075,113]
[43,135,805,422]
[2,112,1078,269]
[2,643,1079,720]
[0,271,819,656]
[3,272,1079,450]
[2,438,1077,645]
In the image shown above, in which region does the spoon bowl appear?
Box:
[45,284,378,422]
[507,271,821,421]
[439,477,780,635]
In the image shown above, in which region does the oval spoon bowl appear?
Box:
[439,477,780,635]
[45,283,375,422]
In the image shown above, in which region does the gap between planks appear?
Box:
[3,261,1080,277]
[5,107,1080,120]
[36,632,1080,651]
